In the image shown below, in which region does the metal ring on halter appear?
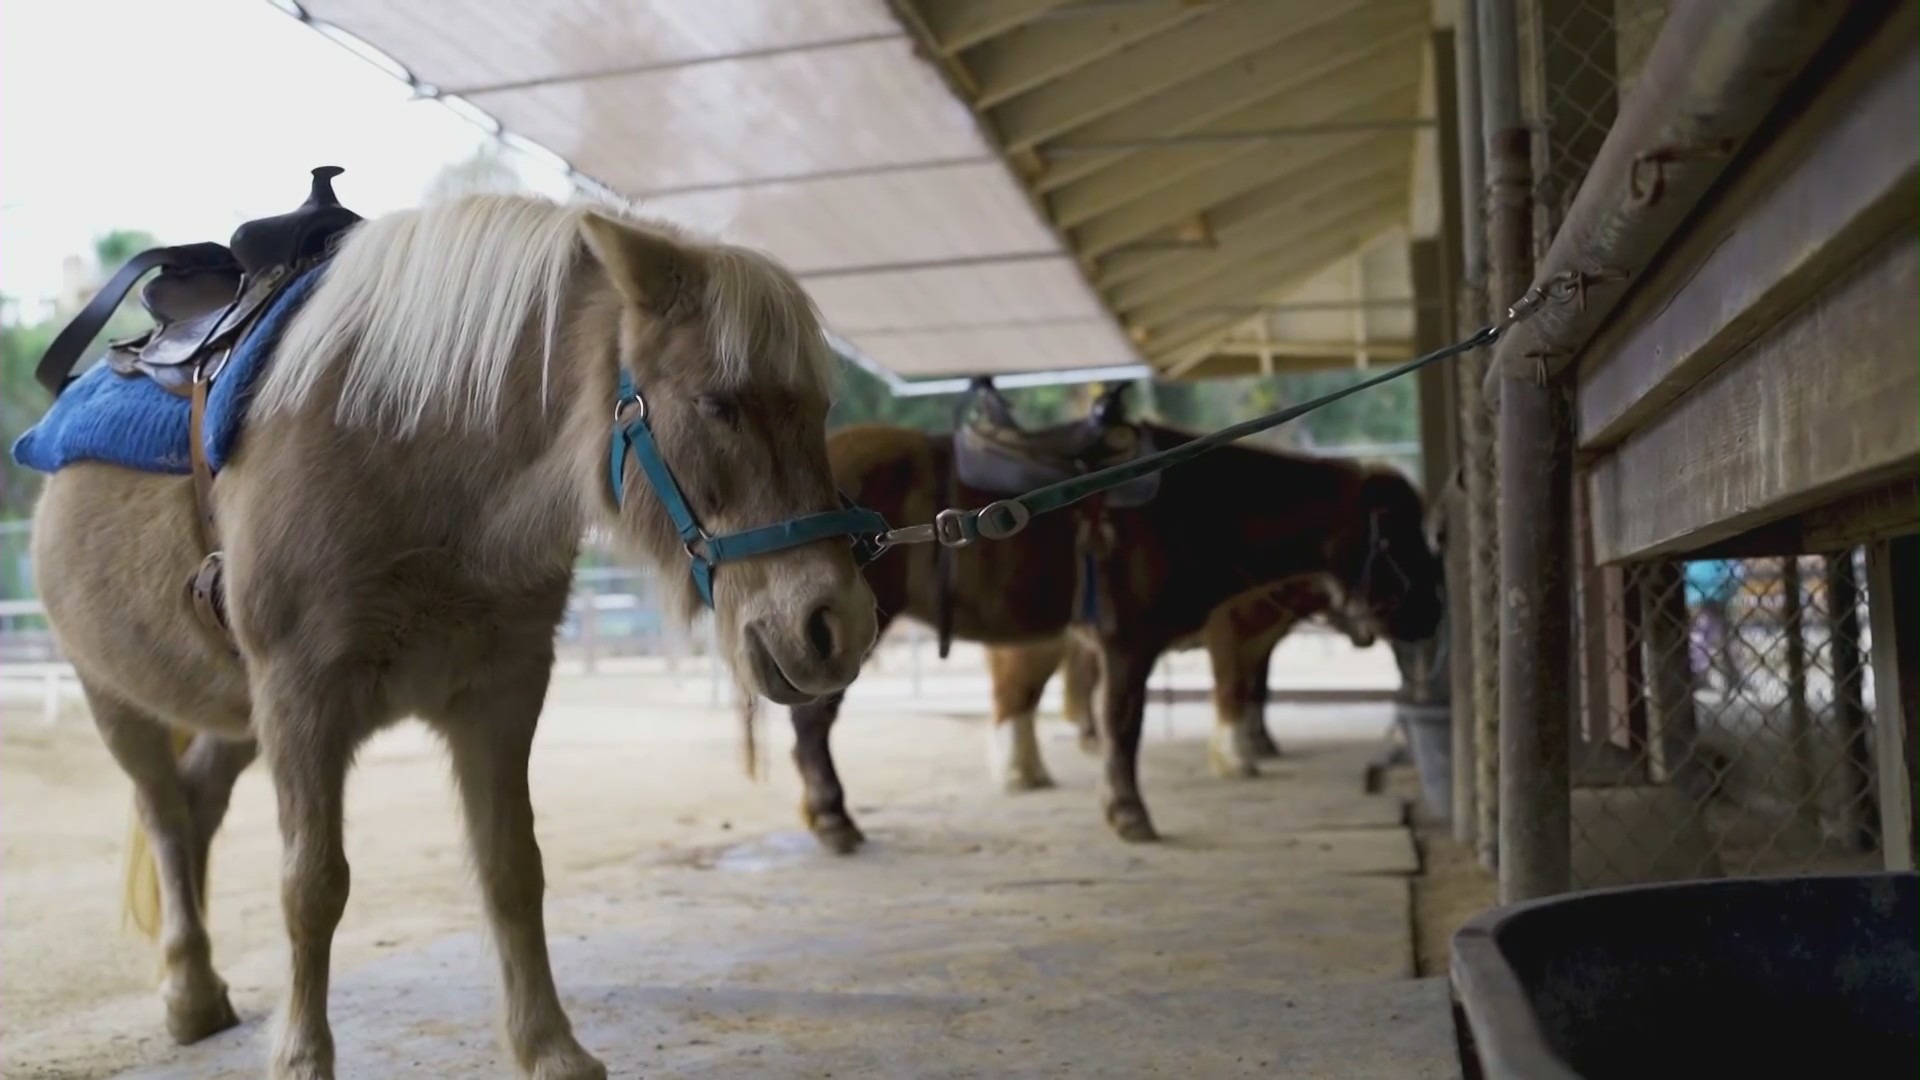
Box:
[683,530,711,563]
[973,499,1031,541]
[933,508,972,547]
[613,390,646,423]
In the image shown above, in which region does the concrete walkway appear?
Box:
[111,697,1459,1079]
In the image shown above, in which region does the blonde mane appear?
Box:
[253,192,836,435]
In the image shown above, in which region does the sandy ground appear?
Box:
[0,636,1462,1080]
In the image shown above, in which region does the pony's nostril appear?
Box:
[805,605,837,663]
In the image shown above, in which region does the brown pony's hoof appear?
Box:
[1077,730,1101,756]
[1248,729,1283,760]
[1106,802,1159,843]
[810,814,866,855]
[165,981,240,1045]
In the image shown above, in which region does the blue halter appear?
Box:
[606,370,891,608]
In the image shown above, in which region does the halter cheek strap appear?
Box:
[606,370,890,608]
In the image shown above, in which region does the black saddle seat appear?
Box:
[953,380,1158,505]
[228,166,361,276]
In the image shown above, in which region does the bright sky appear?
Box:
[0,0,576,310]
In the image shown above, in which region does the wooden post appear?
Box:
[1827,550,1875,852]
[1866,535,1918,871]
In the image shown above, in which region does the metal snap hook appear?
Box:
[974,500,1031,541]
[934,508,973,547]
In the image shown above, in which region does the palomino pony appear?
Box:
[787,422,1441,850]
[987,572,1377,779]
[28,194,877,1080]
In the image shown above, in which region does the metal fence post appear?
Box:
[1449,0,1486,853]
[1484,0,1572,903]
[1827,550,1876,852]
[1461,0,1505,871]
[1781,558,1818,834]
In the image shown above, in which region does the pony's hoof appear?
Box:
[1208,750,1260,780]
[165,982,240,1045]
[1249,732,1283,760]
[1077,732,1101,756]
[1001,770,1056,794]
[811,815,866,855]
[1208,729,1261,779]
[1106,803,1159,843]
[531,1043,608,1080]
[269,1047,334,1080]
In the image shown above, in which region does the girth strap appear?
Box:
[35,242,237,396]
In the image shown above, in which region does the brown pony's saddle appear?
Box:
[935,380,1158,658]
[34,166,363,642]
[952,380,1160,508]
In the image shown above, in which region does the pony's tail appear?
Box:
[122,727,196,938]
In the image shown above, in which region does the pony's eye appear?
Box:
[695,396,738,424]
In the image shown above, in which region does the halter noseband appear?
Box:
[607,369,889,608]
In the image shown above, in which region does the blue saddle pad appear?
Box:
[11,262,330,477]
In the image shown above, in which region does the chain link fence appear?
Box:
[1573,554,1884,887]
[1467,0,1894,890]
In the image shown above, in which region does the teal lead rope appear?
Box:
[950,323,1503,545]
[606,281,1555,602]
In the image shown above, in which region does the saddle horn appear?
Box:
[228,165,362,276]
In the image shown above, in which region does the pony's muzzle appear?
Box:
[741,577,877,703]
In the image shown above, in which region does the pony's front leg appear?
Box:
[1094,644,1158,842]
[179,733,259,905]
[1060,637,1103,754]
[1239,640,1282,760]
[985,643,1058,792]
[792,694,864,853]
[84,687,241,1044]
[1204,616,1260,779]
[435,663,604,1080]
[258,680,359,1080]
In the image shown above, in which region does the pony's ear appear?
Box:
[579,213,697,315]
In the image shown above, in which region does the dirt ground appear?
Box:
[1,669,859,1079]
[0,641,1470,1080]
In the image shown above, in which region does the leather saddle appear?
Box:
[934,378,1157,659]
[952,379,1160,508]
[33,166,362,644]
[36,166,361,398]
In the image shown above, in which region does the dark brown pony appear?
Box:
[793,422,1442,850]
[987,573,1377,781]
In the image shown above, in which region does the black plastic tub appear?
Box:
[1451,872,1918,1080]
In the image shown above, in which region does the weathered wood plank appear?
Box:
[1687,476,1919,558]
[1586,234,1920,564]
[1576,24,1919,449]
[992,0,1377,152]
[916,0,1073,54]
